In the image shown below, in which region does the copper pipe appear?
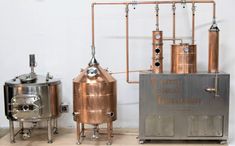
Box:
[92,4,95,48]
[172,3,176,44]
[111,69,151,75]
[91,0,216,83]
[163,37,183,43]
[155,4,159,30]
[192,3,196,44]
[93,1,215,5]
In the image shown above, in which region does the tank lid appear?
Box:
[18,73,37,83]
[5,54,61,85]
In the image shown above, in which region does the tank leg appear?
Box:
[106,121,112,145]
[47,118,53,143]
[92,125,99,139]
[9,120,15,143]
[110,122,113,137]
[76,122,81,145]
[53,119,58,134]
[220,140,227,145]
[81,124,85,137]
[19,121,24,133]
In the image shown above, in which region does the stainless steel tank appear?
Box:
[73,57,117,145]
[4,54,63,143]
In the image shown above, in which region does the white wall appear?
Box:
[0,0,234,140]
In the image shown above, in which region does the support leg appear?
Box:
[106,121,112,145]
[9,120,15,143]
[76,122,81,145]
[81,124,85,137]
[53,119,58,134]
[110,122,113,137]
[19,121,23,133]
[47,118,53,143]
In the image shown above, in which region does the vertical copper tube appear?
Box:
[172,3,176,44]
[155,4,159,30]
[92,4,95,48]
[192,3,195,44]
[125,4,129,82]
[208,25,219,73]
[152,31,163,73]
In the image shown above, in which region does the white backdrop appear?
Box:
[0,0,234,143]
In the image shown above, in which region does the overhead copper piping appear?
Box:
[172,3,176,44]
[92,4,95,49]
[155,4,159,30]
[192,2,196,44]
[91,0,216,84]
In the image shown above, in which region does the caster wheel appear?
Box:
[53,128,58,134]
[10,140,15,143]
[139,140,145,144]
[106,141,112,145]
[220,140,227,145]
[48,140,53,144]
[76,141,82,145]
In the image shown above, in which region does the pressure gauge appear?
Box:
[155,34,161,39]
[87,66,98,78]
[184,47,189,53]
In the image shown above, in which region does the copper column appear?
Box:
[208,24,220,73]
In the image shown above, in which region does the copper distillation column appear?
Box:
[152,4,163,73]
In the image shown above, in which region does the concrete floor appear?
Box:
[0,128,228,146]
[0,128,8,138]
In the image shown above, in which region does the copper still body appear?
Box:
[171,43,197,73]
[152,31,163,73]
[208,25,220,73]
[73,60,117,145]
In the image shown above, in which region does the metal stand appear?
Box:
[19,121,23,136]
[9,120,15,143]
[47,118,53,143]
[106,121,112,145]
[81,124,85,138]
[76,121,81,145]
[53,118,58,134]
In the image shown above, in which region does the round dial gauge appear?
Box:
[87,67,98,78]
[155,34,161,39]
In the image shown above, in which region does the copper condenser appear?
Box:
[171,43,197,73]
[4,54,67,143]
[73,56,117,145]
[208,24,220,73]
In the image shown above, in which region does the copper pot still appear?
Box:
[73,58,117,145]
[171,43,197,73]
